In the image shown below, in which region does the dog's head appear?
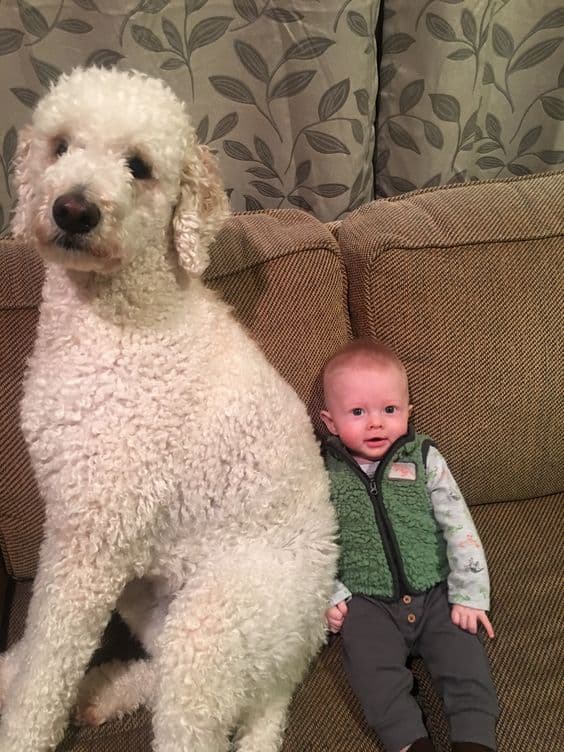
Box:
[12,67,229,276]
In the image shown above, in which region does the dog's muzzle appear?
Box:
[52,192,101,236]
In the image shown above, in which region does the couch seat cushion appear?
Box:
[282,492,563,752]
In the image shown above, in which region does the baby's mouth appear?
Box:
[366,437,387,446]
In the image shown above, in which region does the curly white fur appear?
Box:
[0,67,337,752]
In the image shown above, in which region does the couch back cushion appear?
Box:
[0,210,351,579]
[339,171,564,505]
[207,210,351,427]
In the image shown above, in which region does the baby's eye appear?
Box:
[384,405,397,414]
[351,407,364,416]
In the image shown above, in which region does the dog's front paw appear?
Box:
[74,663,123,726]
[74,659,151,727]
[74,702,108,728]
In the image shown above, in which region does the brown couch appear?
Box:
[1,170,562,752]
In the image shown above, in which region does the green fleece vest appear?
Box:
[326,430,450,600]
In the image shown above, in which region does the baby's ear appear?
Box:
[320,410,337,435]
[10,125,34,239]
[173,141,230,276]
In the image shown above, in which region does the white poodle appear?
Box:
[0,67,337,752]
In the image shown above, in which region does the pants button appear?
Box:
[402,594,412,604]
[407,613,416,623]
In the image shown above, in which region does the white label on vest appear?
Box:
[388,462,417,481]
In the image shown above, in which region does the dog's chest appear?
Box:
[20,308,207,465]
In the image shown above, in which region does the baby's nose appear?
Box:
[368,414,383,428]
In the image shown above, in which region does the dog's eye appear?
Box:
[54,139,68,157]
[127,155,152,180]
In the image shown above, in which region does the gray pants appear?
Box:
[341,583,498,752]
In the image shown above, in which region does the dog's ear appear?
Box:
[10,125,34,239]
[173,142,230,276]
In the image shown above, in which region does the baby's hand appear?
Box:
[451,604,494,638]
[325,601,348,633]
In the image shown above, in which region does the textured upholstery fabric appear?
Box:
[472,495,564,751]
[0,241,44,579]
[0,173,562,752]
[339,171,564,505]
[55,710,153,752]
[205,209,352,432]
[281,492,564,752]
[3,579,32,652]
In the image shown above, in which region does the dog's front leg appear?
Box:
[0,532,131,752]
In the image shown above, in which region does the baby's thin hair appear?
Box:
[323,337,406,383]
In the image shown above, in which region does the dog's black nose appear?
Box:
[52,192,101,234]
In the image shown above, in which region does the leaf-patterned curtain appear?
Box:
[0,0,380,234]
[375,0,564,194]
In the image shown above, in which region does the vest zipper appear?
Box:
[369,443,410,599]
[327,428,417,600]
[367,474,401,597]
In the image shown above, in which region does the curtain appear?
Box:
[1,0,562,232]
[0,0,380,234]
[375,0,564,194]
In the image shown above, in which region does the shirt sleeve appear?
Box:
[328,580,353,606]
[426,446,490,610]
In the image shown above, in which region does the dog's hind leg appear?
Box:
[233,690,293,752]
[74,658,155,727]
[150,581,243,752]
[153,540,324,752]
[0,642,24,711]
[151,541,320,752]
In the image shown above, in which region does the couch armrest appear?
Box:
[0,240,45,582]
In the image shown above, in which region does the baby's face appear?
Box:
[321,361,411,463]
